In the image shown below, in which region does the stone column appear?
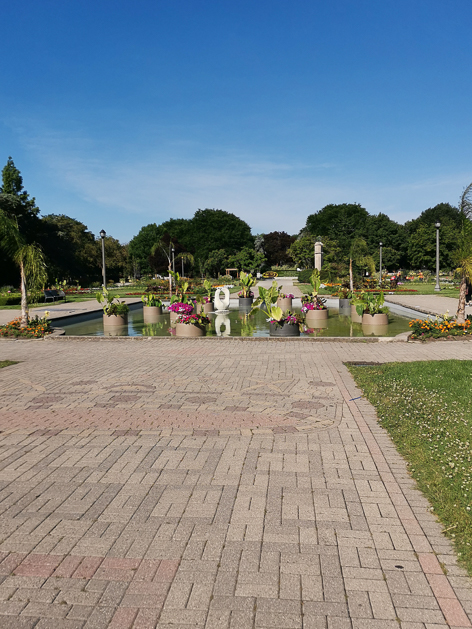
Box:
[314,241,323,271]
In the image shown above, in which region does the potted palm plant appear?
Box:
[141,293,163,323]
[251,282,304,337]
[96,288,129,327]
[301,269,328,324]
[175,312,210,337]
[238,271,256,308]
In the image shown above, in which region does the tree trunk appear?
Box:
[349,258,353,292]
[456,274,467,323]
[20,260,29,328]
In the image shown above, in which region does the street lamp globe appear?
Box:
[100,229,106,239]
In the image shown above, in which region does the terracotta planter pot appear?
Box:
[277,297,293,312]
[175,323,206,338]
[239,297,254,308]
[103,313,128,327]
[362,313,388,326]
[351,305,363,323]
[143,306,162,323]
[305,308,328,326]
[269,321,300,337]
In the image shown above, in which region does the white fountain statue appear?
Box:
[214,287,230,312]
[214,313,231,337]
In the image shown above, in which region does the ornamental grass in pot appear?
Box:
[174,312,210,337]
[96,288,129,327]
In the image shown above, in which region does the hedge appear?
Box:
[297,269,313,283]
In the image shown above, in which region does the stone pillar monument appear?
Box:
[314,241,323,271]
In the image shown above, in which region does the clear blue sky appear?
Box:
[1,0,471,243]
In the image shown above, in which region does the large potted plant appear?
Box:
[277,292,294,312]
[141,293,163,323]
[251,282,303,337]
[96,288,129,327]
[238,271,256,308]
[337,286,352,310]
[175,312,210,337]
[195,280,214,314]
[168,302,193,324]
[301,270,328,324]
[356,291,389,325]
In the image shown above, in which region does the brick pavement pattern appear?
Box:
[0,337,472,628]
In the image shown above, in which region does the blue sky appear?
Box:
[1,0,471,243]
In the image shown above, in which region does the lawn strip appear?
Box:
[348,359,472,576]
[0,360,19,369]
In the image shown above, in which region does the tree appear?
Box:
[260,231,296,266]
[40,214,98,281]
[365,213,407,269]
[0,197,47,326]
[304,203,369,253]
[287,235,316,268]
[203,249,229,277]
[349,237,375,290]
[128,223,161,274]
[186,209,253,262]
[228,247,266,272]
[455,183,472,323]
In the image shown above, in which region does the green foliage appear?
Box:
[259,231,295,266]
[287,235,315,268]
[304,203,369,252]
[128,223,161,274]
[203,249,229,277]
[0,360,19,369]
[96,287,129,316]
[228,247,265,272]
[203,279,213,298]
[186,208,253,262]
[355,291,388,316]
[141,293,162,307]
[297,269,313,283]
[349,360,472,575]
[239,271,256,297]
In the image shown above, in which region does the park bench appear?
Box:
[44,289,66,303]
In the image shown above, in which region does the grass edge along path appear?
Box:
[0,360,19,369]
[348,359,472,576]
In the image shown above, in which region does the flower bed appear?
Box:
[0,315,52,338]
[409,316,472,340]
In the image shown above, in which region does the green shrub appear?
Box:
[297,269,313,283]
[0,294,21,306]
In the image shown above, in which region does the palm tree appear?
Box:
[455,182,472,323]
[0,198,47,327]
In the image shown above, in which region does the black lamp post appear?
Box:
[435,223,441,292]
[100,230,106,287]
[379,242,383,286]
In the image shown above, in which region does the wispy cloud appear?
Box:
[14,123,470,242]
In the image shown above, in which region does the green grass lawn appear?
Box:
[0,361,19,369]
[295,282,460,298]
[348,360,472,575]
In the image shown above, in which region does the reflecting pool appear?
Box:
[58,304,411,338]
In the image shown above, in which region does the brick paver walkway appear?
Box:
[0,337,472,628]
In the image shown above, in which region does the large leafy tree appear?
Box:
[405,202,460,270]
[304,203,369,253]
[128,223,161,274]
[259,231,296,266]
[40,214,98,281]
[365,213,407,268]
[228,247,266,272]
[186,209,253,262]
